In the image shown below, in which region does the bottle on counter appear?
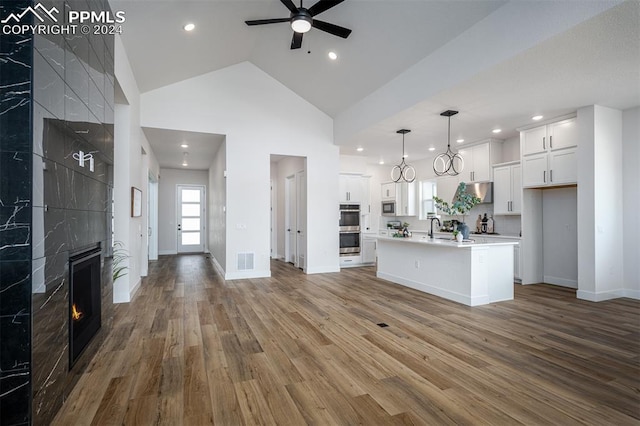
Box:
[476,215,482,233]
[481,213,488,233]
[488,215,494,233]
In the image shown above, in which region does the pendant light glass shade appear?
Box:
[433,110,464,176]
[391,129,416,183]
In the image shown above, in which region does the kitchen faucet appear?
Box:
[429,217,441,239]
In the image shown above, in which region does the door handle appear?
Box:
[550,136,553,148]
[177,224,181,231]
[297,230,301,233]
[287,228,291,232]
[550,169,553,182]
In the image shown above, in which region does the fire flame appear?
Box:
[71,304,83,321]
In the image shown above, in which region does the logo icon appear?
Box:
[1,3,59,24]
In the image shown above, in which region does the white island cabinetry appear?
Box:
[376,236,518,306]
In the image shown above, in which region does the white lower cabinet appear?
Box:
[514,244,521,281]
[362,235,377,264]
[340,255,362,267]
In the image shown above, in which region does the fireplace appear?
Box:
[69,245,102,367]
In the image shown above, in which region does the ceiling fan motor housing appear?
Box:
[291,9,313,33]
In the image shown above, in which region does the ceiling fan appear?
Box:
[245,0,352,50]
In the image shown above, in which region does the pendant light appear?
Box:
[391,129,415,183]
[433,110,464,176]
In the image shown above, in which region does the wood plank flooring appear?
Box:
[52,255,640,425]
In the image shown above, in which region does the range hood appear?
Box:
[455,182,493,204]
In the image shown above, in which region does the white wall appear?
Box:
[542,187,578,288]
[158,168,208,255]
[501,136,520,163]
[140,62,339,279]
[113,35,160,303]
[622,107,640,297]
[208,141,226,273]
[577,105,624,301]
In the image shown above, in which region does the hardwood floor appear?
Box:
[52,254,640,425]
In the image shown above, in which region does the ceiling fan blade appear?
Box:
[280,0,298,13]
[291,31,303,49]
[308,0,345,17]
[245,18,290,26]
[312,19,352,38]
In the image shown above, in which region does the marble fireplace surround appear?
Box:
[0,1,116,424]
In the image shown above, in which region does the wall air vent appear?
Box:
[237,252,255,271]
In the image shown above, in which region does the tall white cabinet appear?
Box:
[521,117,578,188]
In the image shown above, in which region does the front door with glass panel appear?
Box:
[177,185,205,253]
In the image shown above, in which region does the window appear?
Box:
[419,180,437,220]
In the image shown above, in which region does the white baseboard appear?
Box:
[225,269,271,280]
[209,255,225,277]
[159,250,177,255]
[578,288,640,302]
[306,265,340,274]
[376,271,488,307]
[130,278,142,299]
[543,275,578,289]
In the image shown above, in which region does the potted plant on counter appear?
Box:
[433,182,481,240]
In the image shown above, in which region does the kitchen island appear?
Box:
[376,235,519,306]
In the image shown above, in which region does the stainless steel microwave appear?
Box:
[381,201,396,216]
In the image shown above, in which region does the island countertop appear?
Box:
[376,234,519,248]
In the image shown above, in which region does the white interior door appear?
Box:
[295,170,306,270]
[285,175,296,264]
[177,185,205,253]
[148,178,158,260]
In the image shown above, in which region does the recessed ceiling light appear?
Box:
[532,115,543,121]
[356,147,363,152]
[182,162,188,167]
[379,160,384,165]
[428,147,435,151]
[492,128,502,134]
[328,51,338,60]
[180,143,189,148]
[183,23,195,32]
[456,138,464,143]
[403,154,408,158]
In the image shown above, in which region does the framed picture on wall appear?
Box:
[131,187,142,217]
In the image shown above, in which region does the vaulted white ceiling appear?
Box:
[111,0,640,169]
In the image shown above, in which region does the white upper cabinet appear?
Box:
[340,174,366,203]
[548,118,578,151]
[522,126,548,156]
[458,140,502,182]
[521,117,578,188]
[493,163,521,215]
[381,182,396,200]
[397,182,416,216]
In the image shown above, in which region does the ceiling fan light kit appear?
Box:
[291,10,312,33]
[391,129,416,183]
[433,110,464,177]
[245,0,352,50]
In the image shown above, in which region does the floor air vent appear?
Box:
[377,323,389,328]
[237,252,255,271]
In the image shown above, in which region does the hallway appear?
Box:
[53,255,639,425]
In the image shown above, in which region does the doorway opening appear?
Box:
[270,155,307,271]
